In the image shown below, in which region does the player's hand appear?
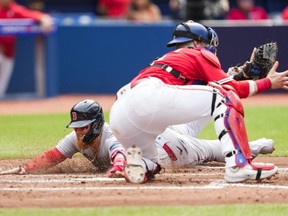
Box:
[227,66,241,76]
[266,61,288,90]
[229,47,257,80]
[242,61,261,79]
[107,153,126,178]
[249,47,257,62]
[40,15,54,34]
[0,166,26,175]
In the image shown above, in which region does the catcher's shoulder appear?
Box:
[200,49,221,68]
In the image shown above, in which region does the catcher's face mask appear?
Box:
[205,27,219,55]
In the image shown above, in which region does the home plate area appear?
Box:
[0,157,288,208]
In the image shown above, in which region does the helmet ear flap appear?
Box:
[206,27,219,47]
[82,122,102,144]
[82,109,104,144]
[204,26,219,54]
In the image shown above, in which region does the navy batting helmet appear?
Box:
[67,99,104,144]
[166,20,219,54]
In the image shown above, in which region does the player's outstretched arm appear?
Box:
[0,166,26,175]
[107,152,126,178]
[39,14,55,34]
[229,42,278,81]
[0,147,67,175]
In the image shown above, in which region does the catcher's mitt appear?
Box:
[243,42,278,79]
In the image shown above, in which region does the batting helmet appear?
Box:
[166,20,219,54]
[67,99,104,144]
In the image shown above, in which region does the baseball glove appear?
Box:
[243,42,278,79]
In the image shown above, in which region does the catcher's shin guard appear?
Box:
[216,90,252,167]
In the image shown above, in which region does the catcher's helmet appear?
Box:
[166,20,219,54]
[67,99,104,144]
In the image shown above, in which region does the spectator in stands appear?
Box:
[97,0,132,19]
[0,0,54,98]
[282,6,288,20]
[168,0,185,20]
[226,0,269,20]
[169,0,229,21]
[27,0,45,11]
[126,0,162,22]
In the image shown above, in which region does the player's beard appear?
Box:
[76,134,90,152]
[76,133,102,155]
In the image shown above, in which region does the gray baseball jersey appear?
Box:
[56,123,124,171]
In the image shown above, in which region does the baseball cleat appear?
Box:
[250,138,275,158]
[225,162,278,183]
[124,145,147,184]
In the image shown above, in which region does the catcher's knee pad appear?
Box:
[224,91,244,115]
[217,91,252,167]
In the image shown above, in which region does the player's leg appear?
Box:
[157,132,275,168]
[0,54,14,98]
[110,79,216,158]
[199,138,275,163]
[156,128,211,168]
[157,128,226,168]
[110,79,218,183]
[212,89,278,182]
[250,138,275,158]
[165,110,275,166]
[169,121,275,163]
[111,79,277,183]
[168,117,211,138]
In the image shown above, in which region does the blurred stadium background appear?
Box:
[3,0,288,98]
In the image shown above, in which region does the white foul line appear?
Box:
[0,167,287,191]
[0,177,125,183]
[0,185,224,191]
[1,183,288,191]
[0,179,288,191]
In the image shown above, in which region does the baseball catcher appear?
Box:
[229,42,278,80]
[110,20,288,184]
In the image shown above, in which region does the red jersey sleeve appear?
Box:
[0,2,50,58]
[131,48,272,98]
[10,2,47,21]
[23,147,67,173]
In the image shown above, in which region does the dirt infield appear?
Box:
[0,157,288,208]
[0,93,288,208]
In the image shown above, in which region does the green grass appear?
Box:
[0,112,110,158]
[1,204,288,216]
[0,106,288,215]
[0,106,287,158]
[198,106,288,157]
